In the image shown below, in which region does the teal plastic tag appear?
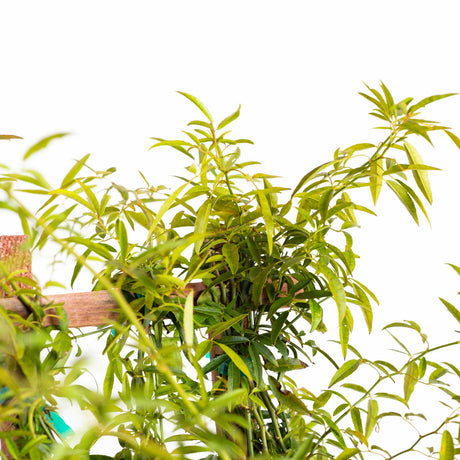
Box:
[45,411,74,437]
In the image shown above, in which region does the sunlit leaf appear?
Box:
[365,399,378,439]
[184,291,194,349]
[439,429,454,460]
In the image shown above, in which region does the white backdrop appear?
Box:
[2,1,460,456]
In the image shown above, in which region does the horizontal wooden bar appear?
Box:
[0,282,207,328]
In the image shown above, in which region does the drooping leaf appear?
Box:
[257,190,274,255]
[404,142,432,203]
[60,153,90,188]
[0,134,22,140]
[386,179,419,224]
[177,92,213,123]
[319,264,347,324]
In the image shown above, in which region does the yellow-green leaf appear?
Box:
[217,342,252,381]
[217,105,241,130]
[336,448,361,460]
[194,199,212,254]
[23,132,69,160]
[177,92,213,123]
[404,361,419,402]
[257,190,274,255]
[365,399,378,439]
[329,359,360,387]
[439,430,454,460]
[320,264,347,324]
[184,291,194,349]
[404,142,432,204]
[440,298,460,324]
[222,243,239,274]
[370,157,383,204]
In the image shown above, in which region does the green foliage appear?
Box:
[0,83,460,459]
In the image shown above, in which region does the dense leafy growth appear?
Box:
[1,84,460,459]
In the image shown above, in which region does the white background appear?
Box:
[2,1,460,457]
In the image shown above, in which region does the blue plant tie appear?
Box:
[0,386,73,438]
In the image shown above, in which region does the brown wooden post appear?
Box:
[0,235,31,459]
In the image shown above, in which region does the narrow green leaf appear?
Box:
[257,190,274,255]
[440,298,460,324]
[217,342,252,381]
[365,399,379,439]
[23,132,69,160]
[248,343,262,384]
[222,243,239,275]
[370,157,383,204]
[208,313,248,339]
[404,142,432,203]
[271,310,289,345]
[386,179,419,224]
[184,291,194,349]
[410,93,456,112]
[445,130,460,150]
[177,92,213,123]
[103,360,115,399]
[336,448,361,460]
[194,199,212,254]
[116,219,128,260]
[251,265,272,306]
[206,388,247,413]
[61,154,90,188]
[67,236,113,260]
[404,361,419,402]
[439,430,454,460]
[319,264,347,323]
[148,181,189,239]
[351,407,363,434]
[329,359,360,387]
[309,299,323,332]
[290,435,314,460]
[49,189,95,212]
[217,105,241,130]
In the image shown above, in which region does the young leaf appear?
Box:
[404,142,432,203]
[329,359,360,387]
[23,132,70,160]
